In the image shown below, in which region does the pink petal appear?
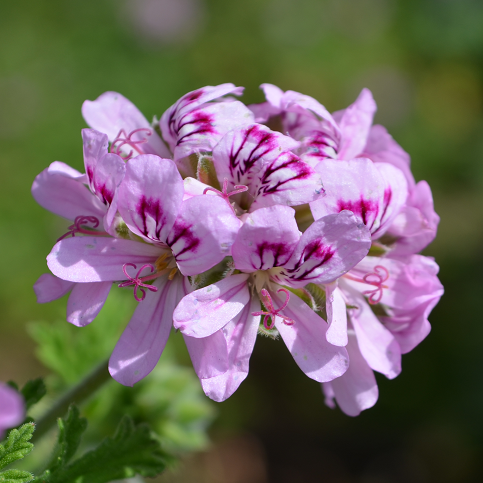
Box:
[0,383,24,437]
[324,331,378,416]
[325,281,348,346]
[82,91,170,158]
[283,211,371,287]
[32,162,106,220]
[168,195,240,276]
[109,275,184,386]
[337,88,377,161]
[47,237,161,282]
[201,296,260,402]
[271,289,349,383]
[67,282,111,327]
[231,205,300,272]
[173,274,250,338]
[34,273,75,303]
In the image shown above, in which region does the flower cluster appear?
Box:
[33,83,443,415]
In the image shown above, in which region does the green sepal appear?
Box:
[0,469,34,482]
[367,242,389,257]
[197,155,220,190]
[304,283,328,320]
[21,379,46,411]
[0,423,35,470]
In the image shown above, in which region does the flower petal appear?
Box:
[323,330,378,416]
[0,383,24,437]
[66,282,111,327]
[117,154,184,243]
[232,205,300,272]
[47,237,161,282]
[167,195,240,276]
[109,275,184,386]
[325,281,348,346]
[34,273,75,303]
[201,296,260,402]
[173,274,250,338]
[283,211,371,287]
[82,91,170,158]
[271,289,349,382]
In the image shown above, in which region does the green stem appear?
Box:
[33,359,111,442]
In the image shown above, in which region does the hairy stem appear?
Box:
[33,359,111,442]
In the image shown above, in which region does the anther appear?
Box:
[155,252,170,272]
[57,216,108,241]
[110,128,152,161]
[203,178,248,210]
[252,288,295,330]
[168,267,178,280]
[118,263,158,302]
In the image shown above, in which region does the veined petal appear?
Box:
[201,296,260,402]
[109,275,184,386]
[325,281,348,346]
[32,162,106,220]
[173,274,250,338]
[337,88,377,160]
[0,383,24,437]
[82,91,170,158]
[34,273,75,303]
[118,154,184,243]
[168,195,240,276]
[323,330,378,416]
[271,289,349,383]
[66,282,111,327]
[283,211,371,287]
[232,205,300,272]
[47,237,161,282]
[82,128,109,193]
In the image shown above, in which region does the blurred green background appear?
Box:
[1,0,483,481]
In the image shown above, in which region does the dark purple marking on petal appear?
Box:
[167,222,201,258]
[229,125,278,182]
[136,196,166,240]
[94,182,114,205]
[254,242,293,270]
[256,152,312,196]
[304,131,338,160]
[86,166,94,185]
[379,188,392,225]
[176,110,216,146]
[168,89,205,140]
[337,198,378,228]
[286,240,335,282]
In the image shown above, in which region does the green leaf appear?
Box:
[21,380,46,411]
[0,469,34,482]
[0,424,35,470]
[46,406,87,473]
[42,416,169,483]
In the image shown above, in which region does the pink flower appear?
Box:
[173,205,371,401]
[0,383,24,439]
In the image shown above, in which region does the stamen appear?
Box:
[118,263,159,302]
[203,178,248,211]
[344,265,389,305]
[57,216,109,241]
[110,128,152,161]
[252,288,295,330]
[155,252,170,272]
[168,267,178,280]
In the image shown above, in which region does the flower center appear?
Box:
[57,215,110,241]
[252,288,295,329]
[344,265,389,305]
[110,128,152,161]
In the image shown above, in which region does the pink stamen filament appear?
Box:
[203,178,248,209]
[57,216,109,241]
[110,128,152,161]
[252,288,295,330]
[344,265,389,305]
[118,263,169,302]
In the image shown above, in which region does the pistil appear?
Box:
[110,128,152,161]
[252,288,295,329]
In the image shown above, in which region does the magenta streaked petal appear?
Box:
[108,274,184,386]
[32,162,106,221]
[168,195,240,276]
[336,88,377,161]
[34,273,75,303]
[47,237,161,283]
[324,331,378,417]
[325,282,348,347]
[82,128,109,191]
[66,282,111,327]
[173,274,250,338]
[91,153,126,206]
[284,211,371,287]
[118,154,184,244]
[0,383,24,437]
[232,205,300,272]
[271,289,349,383]
[82,91,170,158]
[200,296,260,402]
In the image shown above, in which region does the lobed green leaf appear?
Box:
[0,424,35,470]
